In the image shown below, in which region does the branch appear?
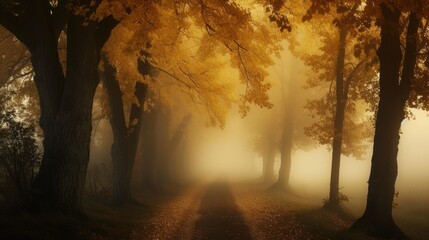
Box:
[343,60,365,97]
[96,15,120,52]
[178,66,201,89]
[128,81,148,135]
[399,11,420,102]
[101,54,128,138]
[152,65,194,91]
[236,43,251,91]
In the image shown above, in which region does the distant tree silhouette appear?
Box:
[0,102,41,201]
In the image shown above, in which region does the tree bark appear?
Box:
[103,54,149,205]
[32,14,100,215]
[0,0,118,214]
[325,27,347,209]
[351,4,419,238]
[113,82,147,205]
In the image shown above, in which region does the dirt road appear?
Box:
[130,181,321,240]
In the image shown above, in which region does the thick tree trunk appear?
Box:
[110,140,134,204]
[113,83,147,205]
[32,14,100,215]
[103,58,130,204]
[2,1,118,215]
[274,75,296,190]
[103,55,148,205]
[351,5,419,239]
[28,20,64,212]
[325,27,347,209]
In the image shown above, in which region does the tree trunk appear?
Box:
[103,54,148,205]
[32,14,100,215]
[114,82,147,205]
[263,145,276,183]
[1,1,118,215]
[155,106,171,184]
[276,133,292,189]
[325,27,347,209]
[275,74,297,190]
[141,106,158,189]
[163,114,192,183]
[351,5,419,239]
[110,140,134,204]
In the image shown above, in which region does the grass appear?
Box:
[0,185,188,240]
[0,197,152,240]
[295,208,385,240]
[264,187,385,240]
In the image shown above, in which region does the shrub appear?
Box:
[0,109,41,198]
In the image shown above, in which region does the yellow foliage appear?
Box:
[97,0,285,127]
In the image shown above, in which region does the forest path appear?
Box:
[130,181,321,240]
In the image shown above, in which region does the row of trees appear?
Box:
[254,0,429,238]
[0,0,285,214]
[303,1,428,238]
[1,0,429,239]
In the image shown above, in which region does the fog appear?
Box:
[84,45,429,235]
[184,107,429,209]
[78,43,429,239]
[3,1,429,239]
[175,97,429,238]
[138,47,429,238]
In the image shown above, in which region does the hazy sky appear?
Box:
[186,107,429,216]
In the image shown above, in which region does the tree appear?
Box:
[301,0,429,237]
[248,51,313,187]
[273,59,303,190]
[102,53,149,205]
[0,28,41,203]
[0,93,41,202]
[350,2,422,238]
[150,107,192,185]
[251,110,279,184]
[294,1,378,210]
[137,96,190,190]
[101,0,287,192]
[162,113,192,182]
[262,131,276,183]
[0,0,118,215]
[140,99,158,189]
[0,0,287,215]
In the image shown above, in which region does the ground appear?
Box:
[91,181,370,240]
[0,181,407,240]
[127,181,319,240]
